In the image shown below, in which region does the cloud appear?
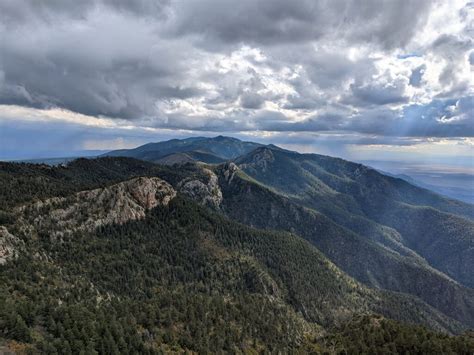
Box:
[428,33,473,97]
[172,0,433,50]
[0,10,206,119]
[248,96,474,138]
[240,93,265,109]
[0,0,170,26]
[0,0,473,160]
[349,79,409,106]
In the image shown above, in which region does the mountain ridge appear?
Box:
[1,136,474,352]
[1,173,467,332]
[104,136,263,163]
[105,136,474,210]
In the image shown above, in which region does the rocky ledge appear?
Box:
[18,177,176,238]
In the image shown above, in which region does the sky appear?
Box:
[0,0,473,164]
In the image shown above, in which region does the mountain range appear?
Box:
[104,136,264,164]
[1,136,473,353]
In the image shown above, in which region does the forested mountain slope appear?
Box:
[212,164,474,329]
[1,149,474,352]
[236,146,473,218]
[2,165,470,352]
[235,146,474,288]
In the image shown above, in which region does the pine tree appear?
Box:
[12,314,30,342]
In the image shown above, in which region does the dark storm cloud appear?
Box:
[283,96,322,110]
[349,79,409,106]
[0,6,201,119]
[240,93,265,109]
[173,0,433,50]
[302,50,377,89]
[0,0,472,148]
[0,0,169,25]
[0,0,441,118]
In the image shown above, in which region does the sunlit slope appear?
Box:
[236,146,474,288]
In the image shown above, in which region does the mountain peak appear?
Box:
[213,135,232,141]
[105,135,263,163]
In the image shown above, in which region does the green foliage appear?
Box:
[320,315,474,354]
[1,155,473,353]
[1,196,323,352]
[217,167,474,329]
[0,157,176,211]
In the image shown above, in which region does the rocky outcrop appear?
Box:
[18,177,176,238]
[222,162,239,184]
[177,168,223,209]
[0,226,23,264]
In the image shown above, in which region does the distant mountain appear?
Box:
[1,137,474,352]
[104,135,262,163]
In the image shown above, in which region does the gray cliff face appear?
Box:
[17,177,176,239]
[177,168,223,209]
